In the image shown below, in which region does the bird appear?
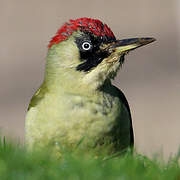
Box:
[25,17,155,155]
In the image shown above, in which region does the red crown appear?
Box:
[48,18,115,48]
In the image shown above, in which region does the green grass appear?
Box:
[0,138,180,180]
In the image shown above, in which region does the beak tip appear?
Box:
[141,37,156,45]
[148,37,156,42]
[136,37,156,47]
[146,37,157,44]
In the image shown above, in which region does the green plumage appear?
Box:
[25,34,133,154]
[25,26,154,155]
[26,80,133,153]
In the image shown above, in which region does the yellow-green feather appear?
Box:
[25,32,133,154]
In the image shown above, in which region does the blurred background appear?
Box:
[0,0,180,158]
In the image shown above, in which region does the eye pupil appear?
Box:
[84,44,89,48]
[82,42,91,50]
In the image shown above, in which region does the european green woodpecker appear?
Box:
[25,18,155,154]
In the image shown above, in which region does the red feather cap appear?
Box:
[48,18,115,48]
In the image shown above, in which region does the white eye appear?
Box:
[82,42,92,51]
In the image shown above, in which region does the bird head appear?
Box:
[45,18,155,90]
